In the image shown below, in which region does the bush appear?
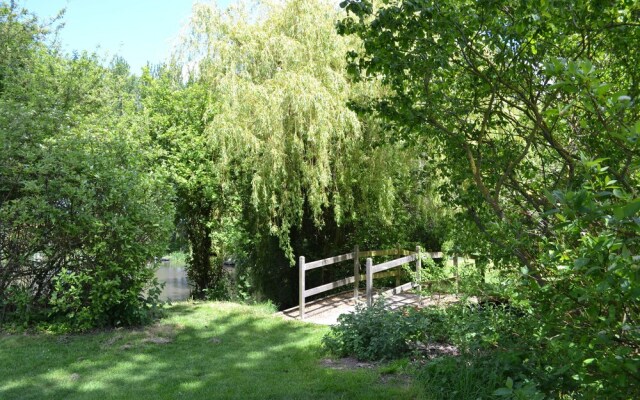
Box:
[49,268,164,332]
[418,354,544,400]
[0,129,173,331]
[0,9,174,330]
[438,302,532,352]
[322,298,427,361]
[411,304,550,400]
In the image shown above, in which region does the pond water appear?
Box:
[155,260,191,301]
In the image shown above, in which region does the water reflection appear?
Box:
[155,260,191,301]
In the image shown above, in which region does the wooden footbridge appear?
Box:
[277,247,466,325]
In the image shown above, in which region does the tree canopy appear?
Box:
[339,0,639,267]
[0,3,173,330]
[1,0,639,395]
[171,0,444,305]
[339,0,639,394]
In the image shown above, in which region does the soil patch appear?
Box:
[146,323,183,337]
[102,333,123,348]
[411,342,460,365]
[379,373,412,388]
[320,357,376,370]
[142,337,172,344]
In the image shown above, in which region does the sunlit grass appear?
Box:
[0,301,419,399]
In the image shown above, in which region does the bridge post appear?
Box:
[353,245,360,301]
[299,256,305,320]
[396,245,403,288]
[415,245,422,293]
[366,257,373,307]
[453,255,459,294]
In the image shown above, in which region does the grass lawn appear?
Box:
[0,302,420,399]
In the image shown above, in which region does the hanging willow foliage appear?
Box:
[179,0,369,261]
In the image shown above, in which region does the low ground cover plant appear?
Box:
[322,298,428,361]
[323,298,551,398]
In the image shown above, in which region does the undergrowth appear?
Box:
[322,297,597,399]
[322,298,427,361]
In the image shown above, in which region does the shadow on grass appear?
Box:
[0,302,418,400]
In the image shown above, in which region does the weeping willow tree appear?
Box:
[178,0,445,305]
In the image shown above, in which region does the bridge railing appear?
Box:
[298,246,444,319]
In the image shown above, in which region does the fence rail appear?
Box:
[304,252,354,271]
[371,254,417,274]
[298,246,446,319]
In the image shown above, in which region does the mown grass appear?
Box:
[0,302,419,399]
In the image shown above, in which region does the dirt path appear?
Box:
[276,290,470,325]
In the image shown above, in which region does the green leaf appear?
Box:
[614,199,640,219]
[506,377,513,389]
[612,189,625,199]
[553,222,572,230]
[574,258,590,269]
[583,158,608,168]
[493,388,513,396]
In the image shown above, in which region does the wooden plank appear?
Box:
[373,270,399,279]
[353,245,360,300]
[415,245,422,293]
[366,258,373,307]
[305,252,354,270]
[453,256,459,294]
[303,249,442,273]
[303,268,399,299]
[372,254,417,274]
[299,256,305,320]
[424,251,444,259]
[359,249,399,258]
[359,249,442,259]
[304,275,357,297]
[380,281,415,297]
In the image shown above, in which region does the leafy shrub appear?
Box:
[0,286,42,328]
[0,7,173,331]
[322,298,427,361]
[0,129,173,331]
[201,260,255,303]
[517,160,640,397]
[49,268,164,332]
[417,60,640,397]
[441,302,532,352]
[418,354,544,400]
[411,302,550,399]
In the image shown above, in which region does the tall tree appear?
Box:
[339,0,640,394]
[339,0,639,272]
[178,0,445,305]
[0,3,173,329]
[138,66,223,298]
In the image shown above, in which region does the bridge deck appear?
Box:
[277,290,466,325]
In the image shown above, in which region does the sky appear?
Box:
[22,0,235,73]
